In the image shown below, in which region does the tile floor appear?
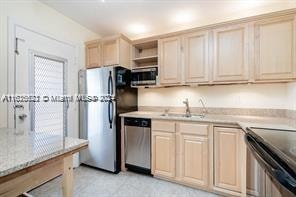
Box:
[30,165,219,197]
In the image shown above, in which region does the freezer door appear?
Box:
[101,66,116,97]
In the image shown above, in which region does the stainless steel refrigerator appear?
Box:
[79,66,137,173]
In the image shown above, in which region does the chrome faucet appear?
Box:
[199,98,208,118]
[183,98,191,117]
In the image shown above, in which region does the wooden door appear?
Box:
[214,127,242,193]
[85,41,101,68]
[159,36,182,84]
[254,15,296,80]
[247,148,265,196]
[183,31,209,83]
[152,131,176,178]
[212,24,249,82]
[102,39,119,66]
[179,134,208,188]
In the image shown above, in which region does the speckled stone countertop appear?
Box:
[0,128,88,177]
[120,111,296,131]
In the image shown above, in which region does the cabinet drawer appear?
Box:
[177,122,208,136]
[152,121,175,133]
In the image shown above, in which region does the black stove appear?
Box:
[245,127,296,195]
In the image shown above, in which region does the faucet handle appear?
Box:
[164,108,169,114]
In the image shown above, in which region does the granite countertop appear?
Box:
[120,111,296,131]
[0,128,88,177]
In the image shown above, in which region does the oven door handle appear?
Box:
[245,134,296,194]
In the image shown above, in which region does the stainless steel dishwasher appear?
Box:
[124,117,151,174]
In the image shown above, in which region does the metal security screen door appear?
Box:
[30,52,67,136]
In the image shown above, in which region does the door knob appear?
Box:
[18,114,27,120]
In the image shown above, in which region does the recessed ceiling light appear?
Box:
[101,0,105,2]
[127,23,147,34]
[174,10,195,24]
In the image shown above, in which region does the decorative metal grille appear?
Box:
[31,54,67,137]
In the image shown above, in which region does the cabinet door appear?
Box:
[86,42,101,68]
[183,31,209,83]
[102,39,119,66]
[152,131,175,178]
[247,149,265,197]
[159,36,182,84]
[213,24,249,82]
[254,16,296,80]
[214,127,242,193]
[179,134,208,188]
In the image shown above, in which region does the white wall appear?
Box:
[0,0,99,128]
[138,83,294,110]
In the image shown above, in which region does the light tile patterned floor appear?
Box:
[30,165,219,197]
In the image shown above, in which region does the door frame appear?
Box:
[7,17,78,130]
[29,50,68,136]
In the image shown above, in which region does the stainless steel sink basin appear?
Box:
[160,113,205,119]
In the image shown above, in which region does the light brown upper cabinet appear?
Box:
[183,31,210,84]
[101,38,119,66]
[212,24,249,82]
[254,15,296,81]
[85,35,131,69]
[177,123,209,189]
[159,36,182,85]
[214,127,244,194]
[85,41,101,68]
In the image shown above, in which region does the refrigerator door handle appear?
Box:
[108,101,114,129]
[108,71,113,95]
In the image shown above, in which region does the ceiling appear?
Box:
[40,0,296,40]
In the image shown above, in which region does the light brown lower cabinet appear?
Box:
[151,122,284,197]
[152,121,209,189]
[213,127,246,196]
[246,148,265,197]
[152,131,176,178]
[178,133,208,188]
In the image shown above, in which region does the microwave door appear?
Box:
[131,68,157,86]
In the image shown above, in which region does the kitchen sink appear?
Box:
[160,113,205,119]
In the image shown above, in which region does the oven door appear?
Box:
[245,133,296,195]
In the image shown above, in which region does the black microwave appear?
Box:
[131,67,158,86]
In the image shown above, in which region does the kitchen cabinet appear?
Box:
[183,31,210,84]
[152,121,176,179]
[177,123,209,189]
[151,121,210,189]
[85,35,131,69]
[247,148,265,196]
[159,36,182,85]
[101,38,118,66]
[213,127,244,194]
[212,24,249,82]
[85,41,101,68]
[254,16,296,81]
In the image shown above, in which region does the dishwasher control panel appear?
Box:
[124,117,151,128]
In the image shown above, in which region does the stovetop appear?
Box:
[247,127,296,171]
